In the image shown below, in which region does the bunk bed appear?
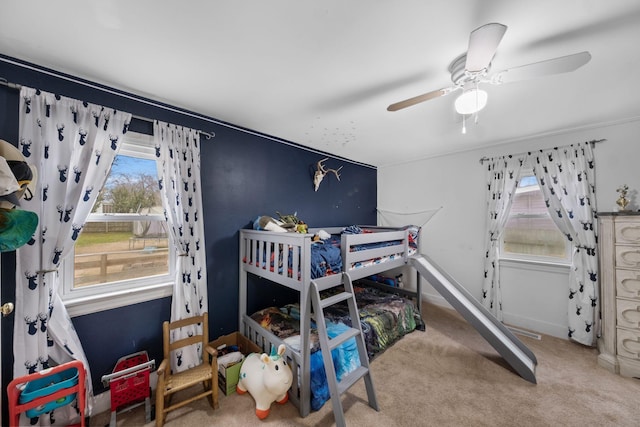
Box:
[238,225,424,417]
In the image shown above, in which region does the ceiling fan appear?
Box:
[387,23,591,118]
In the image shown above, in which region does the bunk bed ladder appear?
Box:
[310,272,379,427]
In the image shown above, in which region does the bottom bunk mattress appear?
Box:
[249,285,425,410]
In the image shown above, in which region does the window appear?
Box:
[500,171,570,264]
[61,132,173,316]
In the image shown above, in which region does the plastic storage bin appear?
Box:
[20,366,79,417]
[8,360,86,426]
[101,351,155,426]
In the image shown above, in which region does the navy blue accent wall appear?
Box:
[204,124,377,336]
[72,298,171,392]
[0,55,377,411]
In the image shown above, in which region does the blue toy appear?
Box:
[368,273,403,287]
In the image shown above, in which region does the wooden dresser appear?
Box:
[597,212,640,377]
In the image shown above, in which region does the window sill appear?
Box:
[64,282,173,317]
[499,257,571,273]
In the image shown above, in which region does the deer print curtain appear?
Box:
[481,155,524,320]
[14,87,131,422]
[530,143,598,346]
[153,121,208,373]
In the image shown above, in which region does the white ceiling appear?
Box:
[2,1,640,166]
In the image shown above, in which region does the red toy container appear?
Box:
[111,352,151,410]
[102,351,155,425]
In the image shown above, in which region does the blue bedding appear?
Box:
[246,225,420,280]
[250,283,424,411]
[309,322,360,410]
[309,237,343,278]
[249,306,359,410]
[309,224,420,279]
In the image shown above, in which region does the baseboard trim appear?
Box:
[421,292,567,340]
[92,391,112,416]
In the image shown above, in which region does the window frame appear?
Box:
[60,132,174,317]
[499,168,571,266]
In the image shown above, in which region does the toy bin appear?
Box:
[209,332,262,395]
[101,351,155,427]
[8,360,86,427]
[19,366,79,418]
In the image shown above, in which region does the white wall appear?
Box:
[378,118,640,339]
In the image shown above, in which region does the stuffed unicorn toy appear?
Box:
[237,344,293,419]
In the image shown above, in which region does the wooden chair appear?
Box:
[155,312,218,427]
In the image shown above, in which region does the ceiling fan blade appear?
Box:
[387,87,453,111]
[465,23,508,72]
[491,51,591,84]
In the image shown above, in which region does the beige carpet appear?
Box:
[91,303,640,426]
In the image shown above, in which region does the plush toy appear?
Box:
[237,344,293,419]
[276,211,309,232]
[296,221,308,234]
[275,211,300,226]
[254,215,288,232]
[312,229,331,242]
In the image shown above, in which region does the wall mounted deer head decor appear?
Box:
[313,158,342,191]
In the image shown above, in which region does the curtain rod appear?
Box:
[0,77,214,139]
[0,56,377,169]
[478,138,607,165]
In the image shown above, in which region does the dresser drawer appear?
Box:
[617,298,640,329]
[615,221,640,245]
[615,245,640,269]
[616,269,640,299]
[617,328,640,360]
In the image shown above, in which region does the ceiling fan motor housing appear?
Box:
[449,53,489,86]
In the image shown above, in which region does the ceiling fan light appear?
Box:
[455,88,488,115]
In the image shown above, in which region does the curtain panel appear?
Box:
[15,86,131,423]
[530,143,598,346]
[481,155,524,320]
[153,120,208,373]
